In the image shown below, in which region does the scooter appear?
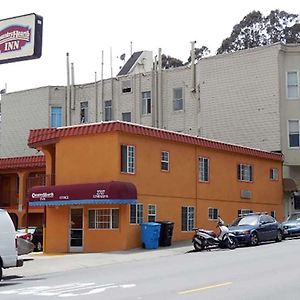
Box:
[192,216,238,251]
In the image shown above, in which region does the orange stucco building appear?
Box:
[0,156,46,228]
[27,121,283,253]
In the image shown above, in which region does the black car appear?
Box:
[17,227,43,252]
[229,213,283,246]
[281,213,300,238]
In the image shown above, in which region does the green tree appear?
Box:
[217,10,300,54]
[187,46,211,63]
[161,54,184,69]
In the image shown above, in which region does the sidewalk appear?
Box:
[4,240,192,278]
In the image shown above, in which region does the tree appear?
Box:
[186,46,211,64]
[161,54,184,69]
[217,10,300,54]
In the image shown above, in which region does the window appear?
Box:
[287,71,299,99]
[173,87,183,111]
[50,107,62,128]
[122,112,131,122]
[181,206,195,231]
[148,204,156,222]
[208,208,218,220]
[270,168,279,180]
[161,151,169,171]
[104,100,112,121]
[80,101,88,123]
[199,157,209,182]
[288,120,300,148]
[88,209,119,229]
[142,91,151,115]
[122,80,132,93]
[238,164,253,182]
[238,209,253,216]
[121,145,135,174]
[130,203,143,224]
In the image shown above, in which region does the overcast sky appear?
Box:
[0,0,298,93]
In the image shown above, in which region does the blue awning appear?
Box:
[29,198,137,207]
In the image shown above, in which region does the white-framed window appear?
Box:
[208,208,218,220]
[173,87,183,111]
[122,80,132,93]
[181,206,195,231]
[270,168,279,180]
[287,71,299,99]
[288,120,300,148]
[121,145,135,174]
[161,151,169,171]
[142,91,151,115]
[238,164,253,182]
[80,101,88,123]
[104,100,112,121]
[199,157,209,182]
[88,208,119,229]
[122,112,132,122]
[148,204,156,222]
[130,203,143,224]
[238,209,253,217]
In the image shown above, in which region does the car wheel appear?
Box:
[249,232,259,246]
[276,230,283,242]
[35,241,43,252]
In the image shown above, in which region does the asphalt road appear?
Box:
[1,238,300,299]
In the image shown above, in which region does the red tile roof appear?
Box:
[0,155,45,171]
[27,121,282,161]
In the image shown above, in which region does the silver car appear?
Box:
[282,213,300,238]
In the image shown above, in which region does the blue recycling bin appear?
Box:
[141,222,161,249]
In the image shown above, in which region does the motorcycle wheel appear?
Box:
[193,240,205,251]
[226,236,237,250]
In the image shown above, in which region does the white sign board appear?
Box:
[0,13,43,64]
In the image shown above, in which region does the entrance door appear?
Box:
[69,208,83,252]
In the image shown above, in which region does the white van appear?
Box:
[0,209,23,280]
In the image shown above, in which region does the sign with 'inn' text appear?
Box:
[0,13,43,64]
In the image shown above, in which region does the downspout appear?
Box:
[153,55,158,127]
[101,50,104,121]
[71,62,75,112]
[158,48,162,128]
[66,53,71,126]
[191,41,196,92]
[94,72,98,122]
[110,47,114,120]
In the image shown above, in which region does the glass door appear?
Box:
[69,208,83,252]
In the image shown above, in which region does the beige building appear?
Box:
[1,43,300,216]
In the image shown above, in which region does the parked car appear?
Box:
[0,209,23,280]
[16,237,34,256]
[281,213,300,238]
[229,213,283,246]
[17,227,43,252]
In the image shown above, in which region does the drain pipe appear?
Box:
[95,71,98,122]
[71,62,75,111]
[66,53,71,126]
[158,48,162,128]
[191,41,196,92]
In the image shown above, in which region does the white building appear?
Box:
[1,43,300,216]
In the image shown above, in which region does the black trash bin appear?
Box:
[157,221,174,246]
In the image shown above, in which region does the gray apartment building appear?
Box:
[1,43,300,217]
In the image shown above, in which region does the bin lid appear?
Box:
[157,221,174,224]
[141,222,161,226]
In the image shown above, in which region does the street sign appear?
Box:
[0,13,43,64]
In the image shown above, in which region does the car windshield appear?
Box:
[287,214,300,221]
[231,215,259,226]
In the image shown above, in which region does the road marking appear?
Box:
[0,282,136,297]
[178,281,232,295]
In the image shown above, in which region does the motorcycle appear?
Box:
[192,216,238,251]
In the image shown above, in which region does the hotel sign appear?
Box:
[0,13,43,64]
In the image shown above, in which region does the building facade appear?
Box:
[1,43,300,216]
[27,121,283,253]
